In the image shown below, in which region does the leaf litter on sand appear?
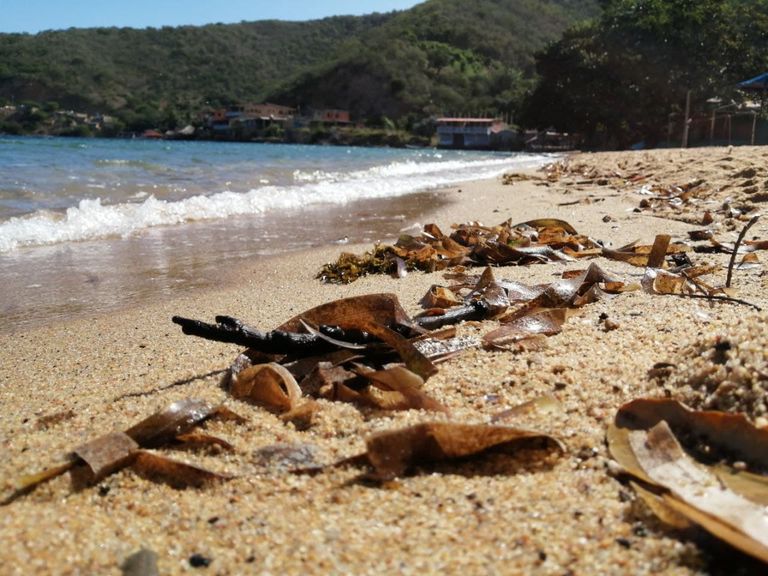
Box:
[316,217,600,284]
[607,399,768,564]
[2,398,244,505]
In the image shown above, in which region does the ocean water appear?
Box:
[0,136,551,330]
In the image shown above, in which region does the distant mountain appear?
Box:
[0,0,599,130]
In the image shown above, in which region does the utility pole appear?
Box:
[681,90,691,148]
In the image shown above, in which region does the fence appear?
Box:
[665,110,768,147]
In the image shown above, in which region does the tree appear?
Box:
[522,0,768,148]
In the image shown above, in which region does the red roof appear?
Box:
[436,117,498,123]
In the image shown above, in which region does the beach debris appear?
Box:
[177,294,464,415]
[339,421,565,480]
[482,309,569,351]
[316,218,600,283]
[601,235,689,268]
[607,399,768,564]
[121,548,159,576]
[491,394,563,423]
[2,399,242,505]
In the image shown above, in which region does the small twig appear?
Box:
[666,292,762,311]
[726,215,760,288]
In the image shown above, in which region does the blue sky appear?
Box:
[0,1,424,33]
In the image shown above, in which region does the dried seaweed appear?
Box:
[317,218,599,284]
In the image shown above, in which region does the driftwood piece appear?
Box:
[172,301,490,354]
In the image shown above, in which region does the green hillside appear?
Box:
[269,0,600,127]
[0,0,599,132]
[0,15,392,114]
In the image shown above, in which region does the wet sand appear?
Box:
[1,146,767,575]
[0,189,452,332]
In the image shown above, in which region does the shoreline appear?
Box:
[2,146,767,574]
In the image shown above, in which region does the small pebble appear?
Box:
[189,554,212,568]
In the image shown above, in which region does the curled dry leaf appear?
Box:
[421,285,462,309]
[363,366,448,413]
[607,399,768,564]
[230,362,303,413]
[358,422,565,479]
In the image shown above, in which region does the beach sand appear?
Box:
[2,146,767,575]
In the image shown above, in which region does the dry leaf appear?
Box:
[608,399,768,564]
[230,362,303,413]
[363,366,447,412]
[483,309,568,351]
[361,422,565,479]
[74,432,140,481]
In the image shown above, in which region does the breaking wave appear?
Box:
[0,154,550,252]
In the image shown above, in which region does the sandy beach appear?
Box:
[2,146,767,575]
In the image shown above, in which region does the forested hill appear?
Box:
[0,0,598,129]
[0,14,392,114]
[269,0,600,125]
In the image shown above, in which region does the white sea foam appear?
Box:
[0,154,551,252]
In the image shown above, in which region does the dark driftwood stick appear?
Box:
[172,301,491,353]
[172,316,337,354]
[725,215,759,288]
[414,300,490,330]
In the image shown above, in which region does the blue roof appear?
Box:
[738,72,768,90]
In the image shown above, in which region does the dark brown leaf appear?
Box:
[125,398,220,448]
[132,451,231,488]
[483,309,568,351]
[362,422,565,479]
[73,432,139,480]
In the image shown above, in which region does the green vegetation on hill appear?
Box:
[268,0,600,128]
[0,0,598,134]
[0,14,393,130]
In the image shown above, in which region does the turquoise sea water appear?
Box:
[0,136,551,330]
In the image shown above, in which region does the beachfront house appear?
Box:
[205,103,297,139]
[309,109,352,127]
[436,117,505,149]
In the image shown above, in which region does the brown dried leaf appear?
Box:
[73,432,140,480]
[626,421,768,563]
[363,366,448,412]
[608,399,768,563]
[355,320,438,380]
[420,285,462,309]
[230,362,302,413]
[132,451,231,488]
[362,422,565,479]
[483,309,567,351]
[125,398,220,448]
[613,398,768,467]
[279,400,321,431]
[277,293,420,335]
[513,218,579,235]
